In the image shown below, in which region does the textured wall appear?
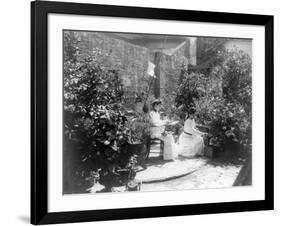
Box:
[224,39,252,58]
[74,31,194,110]
[77,32,152,93]
[155,40,189,116]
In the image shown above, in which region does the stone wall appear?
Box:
[72,31,195,112]
[160,40,189,94]
[74,32,154,105]
[155,40,190,117]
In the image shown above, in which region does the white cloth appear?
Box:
[147,61,156,77]
[149,111,166,139]
[163,134,178,160]
[178,119,204,157]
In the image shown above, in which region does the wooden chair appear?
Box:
[196,124,211,146]
[196,124,221,158]
[145,136,164,160]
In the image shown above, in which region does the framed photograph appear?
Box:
[31,0,274,224]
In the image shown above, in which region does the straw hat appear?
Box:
[151,99,162,106]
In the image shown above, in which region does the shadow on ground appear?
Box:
[18,216,29,224]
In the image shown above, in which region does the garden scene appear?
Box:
[63,31,252,194]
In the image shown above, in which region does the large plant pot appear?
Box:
[128,143,147,166]
[204,144,222,159]
[223,140,240,159]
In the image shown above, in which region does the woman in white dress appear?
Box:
[149,99,168,140]
[149,100,179,160]
[178,113,205,157]
[147,99,169,158]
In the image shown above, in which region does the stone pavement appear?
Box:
[135,142,242,190]
[141,163,242,192]
[89,142,243,193]
[135,157,207,183]
[135,142,207,183]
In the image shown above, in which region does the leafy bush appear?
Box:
[175,48,252,155]
[201,49,251,150]
[208,49,251,148]
[196,96,251,148]
[218,49,252,115]
[63,32,136,193]
[127,114,150,143]
[189,37,227,74]
[175,66,208,117]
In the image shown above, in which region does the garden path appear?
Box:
[135,144,208,183]
[135,143,242,191]
[89,143,243,193]
[140,161,242,192]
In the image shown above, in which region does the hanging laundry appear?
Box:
[147,61,156,78]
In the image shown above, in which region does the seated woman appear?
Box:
[178,111,205,157]
[149,99,168,140]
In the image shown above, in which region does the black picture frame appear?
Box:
[31,0,274,224]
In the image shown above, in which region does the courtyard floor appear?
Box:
[136,143,242,192]
[140,159,242,192]
[89,142,243,193]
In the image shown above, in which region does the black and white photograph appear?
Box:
[63,30,252,194]
[0,0,277,225]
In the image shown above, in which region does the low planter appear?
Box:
[127,142,147,166]
[204,144,222,159]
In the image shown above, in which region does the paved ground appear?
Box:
[140,162,242,192]
[137,143,242,191]
[135,156,208,183]
[89,143,243,193]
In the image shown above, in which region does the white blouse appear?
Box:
[183,118,205,136]
[149,111,166,139]
[149,111,166,127]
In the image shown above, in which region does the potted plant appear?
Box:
[125,112,150,168]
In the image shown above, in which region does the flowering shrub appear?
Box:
[196,96,251,148]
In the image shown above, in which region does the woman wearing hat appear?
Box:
[178,110,205,157]
[149,99,168,140]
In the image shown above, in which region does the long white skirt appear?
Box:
[178,133,204,157]
[163,134,178,160]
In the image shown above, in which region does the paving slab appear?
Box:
[141,163,242,192]
[135,157,208,183]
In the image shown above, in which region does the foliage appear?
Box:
[205,49,252,148]
[189,37,227,74]
[202,49,251,149]
[218,49,252,115]
[196,96,251,149]
[63,31,136,192]
[160,66,183,121]
[127,114,150,143]
[175,66,208,118]
[175,47,252,153]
